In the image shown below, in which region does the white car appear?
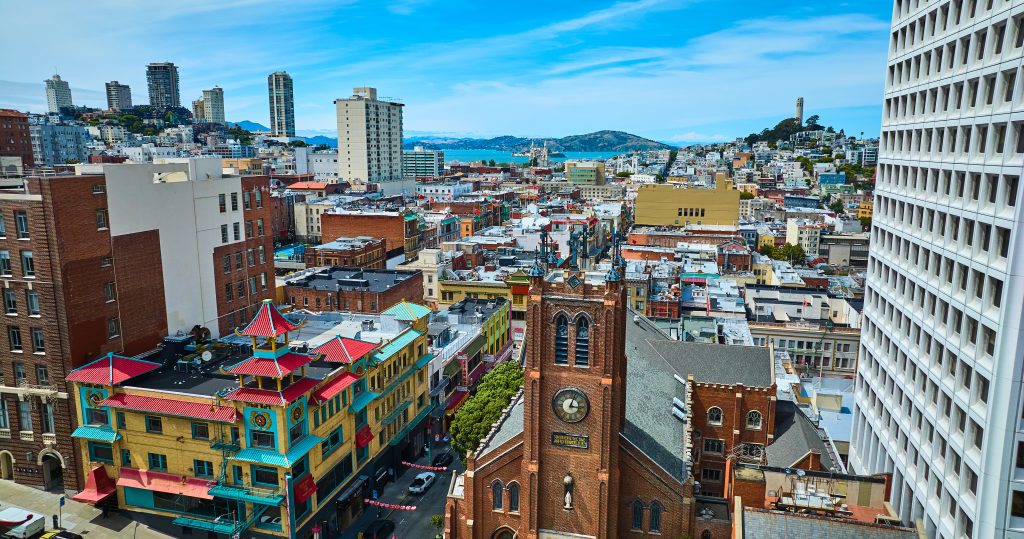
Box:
[408,471,436,494]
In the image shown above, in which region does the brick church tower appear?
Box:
[445,238,694,539]
[520,264,628,536]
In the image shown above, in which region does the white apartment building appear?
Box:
[200,86,225,124]
[44,74,72,113]
[849,2,1024,538]
[786,218,823,256]
[268,71,295,137]
[402,145,444,178]
[334,87,407,196]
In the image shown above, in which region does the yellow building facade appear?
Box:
[68,300,433,539]
[634,175,741,227]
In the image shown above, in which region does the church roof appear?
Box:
[766,400,836,471]
[478,393,524,456]
[625,313,773,388]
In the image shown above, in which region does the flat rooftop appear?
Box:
[285,267,421,292]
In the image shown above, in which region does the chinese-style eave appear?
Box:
[313,336,377,364]
[99,393,238,423]
[66,352,162,386]
[238,300,299,338]
[226,352,314,378]
[222,376,320,406]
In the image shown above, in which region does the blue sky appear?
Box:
[0,0,893,143]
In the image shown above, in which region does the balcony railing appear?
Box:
[210,437,242,452]
[429,375,450,397]
[42,433,57,445]
[19,431,33,441]
[0,428,9,439]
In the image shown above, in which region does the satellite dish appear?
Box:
[201,351,213,362]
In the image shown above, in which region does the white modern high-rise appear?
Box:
[201,86,225,124]
[850,2,1024,538]
[268,71,295,137]
[105,81,132,111]
[45,74,73,113]
[146,62,180,108]
[335,87,407,196]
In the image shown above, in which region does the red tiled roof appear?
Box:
[226,352,313,378]
[222,376,320,406]
[238,300,298,338]
[314,336,377,363]
[289,181,328,190]
[117,468,214,500]
[310,372,359,404]
[99,393,238,423]
[66,352,161,386]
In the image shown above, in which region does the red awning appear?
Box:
[72,465,117,504]
[294,474,317,504]
[356,425,374,449]
[445,390,469,415]
[116,468,214,500]
[682,277,707,284]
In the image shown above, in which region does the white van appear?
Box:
[0,507,45,539]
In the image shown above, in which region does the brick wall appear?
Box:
[321,213,407,258]
[111,230,168,353]
[284,271,422,313]
[303,239,386,269]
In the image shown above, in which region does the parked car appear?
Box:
[432,452,454,468]
[41,532,84,539]
[362,519,395,539]
[408,471,437,494]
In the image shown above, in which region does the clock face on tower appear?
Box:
[552,387,590,423]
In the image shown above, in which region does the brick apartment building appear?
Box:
[283,266,423,313]
[304,236,386,269]
[320,207,420,260]
[0,109,34,170]
[0,158,274,493]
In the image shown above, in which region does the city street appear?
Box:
[339,444,463,538]
[0,481,173,539]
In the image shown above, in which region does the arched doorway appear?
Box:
[38,450,64,492]
[0,451,13,480]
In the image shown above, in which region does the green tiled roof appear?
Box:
[209,485,284,506]
[71,425,121,443]
[381,302,431,322]
[373,330,424,363]
[229,435,324,467]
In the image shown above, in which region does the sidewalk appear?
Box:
[0,481,174,539]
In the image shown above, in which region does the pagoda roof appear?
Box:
[238,300,299,338]
[222,376,320,406]
[226,352,314,379]
[66,352,162,386]
[313,336,377,363]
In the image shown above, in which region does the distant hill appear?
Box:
[229,120,270,132]
[404,130,674,152]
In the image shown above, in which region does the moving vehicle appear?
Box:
[361,519,395,539]
[431,452,454,468]
[408,471,436,494]
[0,507,44,539]
[40,531,84,539]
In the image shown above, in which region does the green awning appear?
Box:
[462,334,488,358]
[442,358,461,377]
[172,516,236,535]
[350,390,379,413]
[389,404,434,446]
[209,485,284,506]
[72,425,121,443]
[372,330,424,363]
[228,435,324,467]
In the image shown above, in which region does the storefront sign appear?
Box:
[551,432,589,449]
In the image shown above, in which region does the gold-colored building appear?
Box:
[634,175,740,227]
[68,300,433,538]
[564,160,606,185]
